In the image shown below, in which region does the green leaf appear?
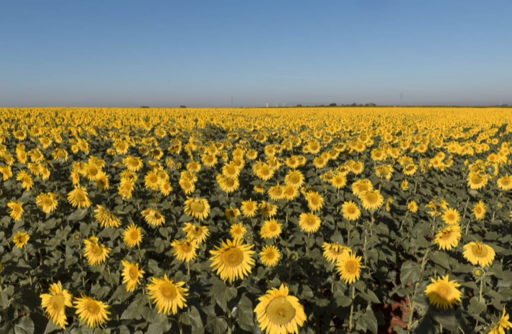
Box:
[428,252,452,270]
[67,209,89,221]
[121,294,149,320]
[360,290,381,304]
[400,262,421,285]
[43,321,61,334]
[359,308,378,333]
[14,317,34,334]
[468,297,486,316]
[235,296,254,331]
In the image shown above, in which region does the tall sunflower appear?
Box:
[337,253,363,284]
[241,200,258,218]
[184,198,210,221]
[330,173,347,189]
[17,171,34,190]
[323,243,351,264]
[230,223,247,240]
[442,208,461,225]
[68,186,92,209]
[171,240,198,263]
[84,236,111,266]
[254,284,306,334]
[497,175,512,191]
[352,179,373,196]
[434,225,461,251]
[147,275,188,315]
[285,170,305,188]
[473,201,486,220]
[425,275,462,309]
[121,260,144,293]
[260,245,281,267]
[305,191,324,212]
[298,213,321,234]
[36,193,59,214]
[467,172,488,190]
[123,224,143,248]
[94,205,121,228]
[13,232,30,249]
[489,308,512,334]
[183,223,209,244]
[210,239,255,282]
[7,202,24,221]
[463,242,495,267]
[40,281,73,329]
[261,219,283,239]
[341,201,361,221]
[141,208,165,227]
[359,190,384,211]
[74,295,110,328]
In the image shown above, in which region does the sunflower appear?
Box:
[68,186,92,209]
[442,208,461,225]
[184,198,210,221]
[305,191,324,212]
[425,275,462,309]
[408,201,419,213]
[330,173,347,189]
[17,171,34,190]
[359,190,384,211]
[463,242,495,267]
[225,208,241,222]
[171,240,198,263]
[123,156,143,172]
[96,173,109,190]
[323,243,351,264]
[489,309,512,334]
[217,175,240,193]
[261,219,283,239]
[473,201,486,220]
[147,275,188,316]
[298,213,321,234]
[222,163,240,178]
[497,175,512,191]
[259,202,278,218]
[403,164,418,176]
[401,180,409,191]
[210,239,255,283]
[7,202,23,221]
[254,284,306,334]
[352,179,373,196]
[123,224,143,248]
[434,225,461,251]
[40,281,73,329]
[260,245,281,267]
[183,223,209,244]
[84,236,111,266]
[179,179,195,195]
[241,199,258,218]
[351,161,364,175]
[285,170,305,188]
[13,232,30,249]
[268,184,285,201]
[121,260,144,292]
[202,154,218,168]
[342,201,361,221]
[74,295,110,328]
[36,193,59,214]
[141,208,165,227]
[255,164,274,181]
[94,206,121,228]
[145,172,161,191]
[230,223,247,240]
[337,253,363,284]
[467,172,488,190]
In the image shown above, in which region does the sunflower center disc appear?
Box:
[190,202,205,213]
[51,294,65,312]
[86,301,100,314]
[346,260,358,273]
[472,245,488,257]
[267,296,296,325]
[436,284,450,297]
[129,268,137,279]
[76,192,85,202]
[222,247,243,267]
[130,231,139,240]
[161,284,177,299]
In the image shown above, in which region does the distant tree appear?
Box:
[351,103,357,106]
[296,104,303,107]
[180,105,187,108]
[329,103,337,107]
[140,106,150,108]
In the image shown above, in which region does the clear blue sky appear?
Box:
[1,0,511,107]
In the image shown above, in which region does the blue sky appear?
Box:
[1,0,511,107]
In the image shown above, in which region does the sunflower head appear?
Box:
[210,239,255,283]
[40,282,73,329]
[425,275,462,309]
[184,198,210,221]
[147,275,188,315]
[337,253,363,285]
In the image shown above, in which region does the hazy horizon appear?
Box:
[1,0,511,108]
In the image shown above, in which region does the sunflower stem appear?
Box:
[479,275,484,303]
[348,284,356,332]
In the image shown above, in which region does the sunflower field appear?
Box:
[1,107,512,334]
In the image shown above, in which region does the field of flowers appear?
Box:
[1,107,511,334]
